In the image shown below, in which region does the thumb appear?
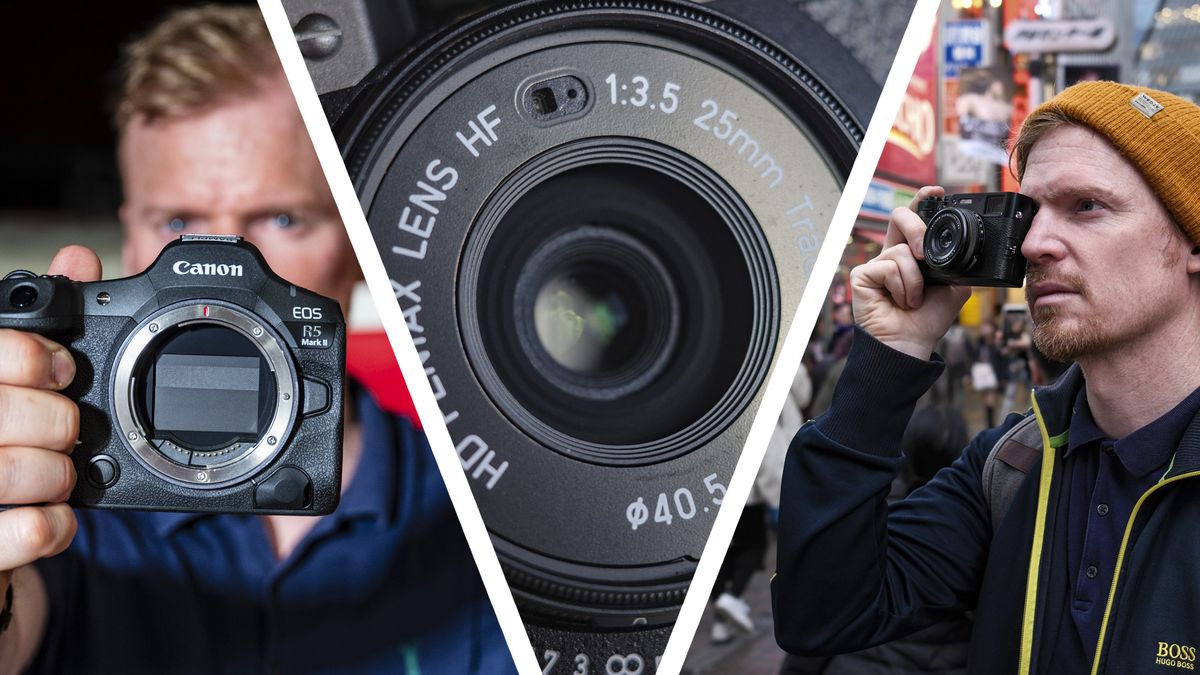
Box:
[47,245,102,283]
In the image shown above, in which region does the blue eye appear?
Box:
[1078,199,1102,212]
[272,213,296,228]
[166,217,187,233]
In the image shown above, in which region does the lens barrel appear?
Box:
[327,0,865,656]
[924,208,984,272]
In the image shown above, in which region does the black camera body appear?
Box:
[917,192,1037,288]
[0,235,345,515]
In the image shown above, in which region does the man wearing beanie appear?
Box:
[773,81,1200,675]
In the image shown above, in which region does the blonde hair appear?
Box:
[114,5,281,131]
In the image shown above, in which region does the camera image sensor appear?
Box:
[152,353,262,435]
[135,321,278,456]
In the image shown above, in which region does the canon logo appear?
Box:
[172,261,244,277]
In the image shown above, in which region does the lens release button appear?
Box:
[87,455,119,489]
[302,377,330,416]
[254,466,312,510]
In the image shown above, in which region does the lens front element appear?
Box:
[465,145,768,459]
[523,225,678,389]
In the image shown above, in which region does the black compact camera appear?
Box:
[288,0,882,666]
[0,235,345,515]
[917,192,1038,288]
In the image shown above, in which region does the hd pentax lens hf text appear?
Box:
[0,236,346,515]
[290,0,871,664]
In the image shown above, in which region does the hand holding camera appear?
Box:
[851,186,973,361]
[0,247,97,614]
[0,236,345,518]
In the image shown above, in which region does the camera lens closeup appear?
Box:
[924,208,984,272]
[466,150,767,457]
[301,0,873,662]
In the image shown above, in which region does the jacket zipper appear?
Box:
[1018,392,1057,675]
[1089,468,1200,675]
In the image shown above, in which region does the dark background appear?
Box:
[0,1,246,214]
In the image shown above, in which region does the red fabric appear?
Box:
[346,331,421,428]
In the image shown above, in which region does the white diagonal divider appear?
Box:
[657,0,942,672]
[256,2,541,672]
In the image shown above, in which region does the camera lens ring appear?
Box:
[924,208,984,271]
[332,0,862,639]
[459,138,777,465]
[111,302,299,489]
[338,0,861,191]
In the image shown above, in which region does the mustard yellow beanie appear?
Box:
[1017,81,1200,244]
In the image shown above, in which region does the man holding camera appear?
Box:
[773,81,1200,674]
[0,6,511,673]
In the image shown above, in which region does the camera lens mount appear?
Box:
[112,302,299,488]
[924,208,985,272]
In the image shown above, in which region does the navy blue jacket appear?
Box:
[773,329,1200,675]
[31,385,514,674]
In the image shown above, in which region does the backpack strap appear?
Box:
[981,415,1042,529]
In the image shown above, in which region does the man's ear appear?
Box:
[1188,244,1200,275]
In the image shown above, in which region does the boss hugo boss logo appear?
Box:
[172,260,245,277]
[1156,642,1197,670]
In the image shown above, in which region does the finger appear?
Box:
[0,505,76,571]
[878,259,910,310]
[854,257,909,310]
[884,185,945,253]
[907,185,945,211]
[0,386,79,451]
[885,206,932,260]
[46,245,102,283]
[0,447,76,504]
[881,244,927,308]
[0,329,75,390]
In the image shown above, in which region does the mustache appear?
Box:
[1025,266,1089,299]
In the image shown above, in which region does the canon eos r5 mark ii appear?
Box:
[0,235,344,514]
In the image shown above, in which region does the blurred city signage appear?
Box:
[878,21,938,185]
[944,19,991,77]
[860,177,917,222]
[1004,18,1116,53]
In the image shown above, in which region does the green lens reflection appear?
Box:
[534,276,631,374]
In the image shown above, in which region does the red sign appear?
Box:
[877,22,938,186]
